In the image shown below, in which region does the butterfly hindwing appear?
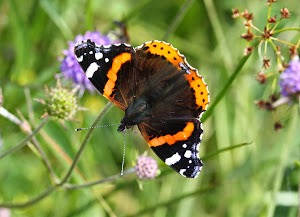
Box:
[138,119,203,178]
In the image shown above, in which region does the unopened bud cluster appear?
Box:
[44,85,78,120]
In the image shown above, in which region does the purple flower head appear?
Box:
[135,156,158,180]
[60,31,112,93]
[279,56,300,98]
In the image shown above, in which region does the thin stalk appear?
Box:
[58,102,114,185]
[272,27,299,34]
[268,39,282,65]
[264,40,268,58]
[271,20,282,32]
[0,107,22,125]
[202,142,252,161]
[24,88,34,124]
[31,137,58,182]
[266,108,298,217]
[0,186,55,208]
[125,184,214,217]
[271,37,297,47]
[266,4,272,29]
[64,168,135,190]
[201,42,259,123]
[251,25,264,34]
[203,0,233,70]
[0,117,49,159]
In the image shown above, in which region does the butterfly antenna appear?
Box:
[75,124,120,131]
[121,130,126,175]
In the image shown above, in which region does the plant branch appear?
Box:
[31,137,58,182]
[0,117,49,159]
[64,168,136,190]
[272,28,300,34]
[58,102,114,185]
[0,186,55,208]
[201,41,259,123]
[202,142,252,161]
[125,184,214,217]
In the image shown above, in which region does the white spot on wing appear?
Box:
[95,52,103,60]
[76,55,83,62]
[105,58,109,63]
[86,62,99,78]
[179,169,186,176]
[165,152,181,166]
[184,150,192,158]
[89,51,93,54]
[182,144,187,148]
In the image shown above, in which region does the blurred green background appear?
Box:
[0,0,299,216]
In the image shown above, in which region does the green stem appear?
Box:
[58,102,114,186]
[162,0,195,41]
[203,0,233,70]
[202,142,252,161]
[0,186,55,208]
[31,137,58,183]
[0,117,49,159]
[270,37,297,47]
[272,28,300,35]
[266,4,272,29]
[268,39,282,66]
[201,41,259,123]
[39,0,73,39]
[125,184,214,217]
[271,20,282,32]
[266,108,299,217]
[64,168,135,190]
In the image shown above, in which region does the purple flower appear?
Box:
[135,156,158,180]
[279,56,300,98]
[60,31,113,93]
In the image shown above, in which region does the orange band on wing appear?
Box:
[149,122,194,147]
[142,41,209,111]
[184,69,209,110]
[144,41,182,67]
[103,53,131,98]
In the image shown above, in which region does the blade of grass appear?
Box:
[125,184,214,217]
[0,186,55,208]
[0,117,49,159]
[162,0,195,41]
[202,0,233,71]
[201,41,259,123]
[58,102,114,185]
[39,0,73,39]
[202,142,252,161]
[266,107,299,217]
[9,0,29,81]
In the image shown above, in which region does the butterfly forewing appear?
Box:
[75,40,136,110]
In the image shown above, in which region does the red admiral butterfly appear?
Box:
[74,40,209,178]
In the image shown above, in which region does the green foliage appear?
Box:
[0,0,299,217]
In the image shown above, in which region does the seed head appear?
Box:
[280,8,291,19]
[40,80,80,121]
